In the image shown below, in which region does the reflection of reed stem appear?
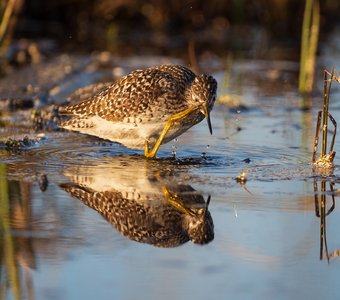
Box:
[0,164,21,300]
[315,180,335,262]
[319,180,329,261]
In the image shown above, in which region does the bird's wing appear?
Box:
[59,68,183,122]
[153,64,196,83]
[66,82,112,103]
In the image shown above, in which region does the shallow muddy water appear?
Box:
[1,47,340,299]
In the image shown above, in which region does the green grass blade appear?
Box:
[299,0,319,93]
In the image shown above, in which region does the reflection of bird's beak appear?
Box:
[201,104,213,135]
[204,195,211,216]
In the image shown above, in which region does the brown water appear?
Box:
[1,37,340,299]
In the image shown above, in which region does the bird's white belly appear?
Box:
[63,112,204,150]
[64,116,166,149]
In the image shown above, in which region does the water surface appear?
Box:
[1,48,340,300]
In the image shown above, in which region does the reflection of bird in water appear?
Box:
[59,157,214,247]
[59,64,217,158]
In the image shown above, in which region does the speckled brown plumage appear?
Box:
[59,64,217,151]
[60,183,214,247]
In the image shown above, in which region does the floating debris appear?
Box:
[235,171,247,184]
[329,250,340,259]
[3,135,44,152]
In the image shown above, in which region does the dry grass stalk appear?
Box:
[312,67,338,169]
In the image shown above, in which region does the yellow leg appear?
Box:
[144,106,199,158]
[162,186,193,216]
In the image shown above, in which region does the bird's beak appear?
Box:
[201,104,213,135]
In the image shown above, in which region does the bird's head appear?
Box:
[188,74,217,134]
